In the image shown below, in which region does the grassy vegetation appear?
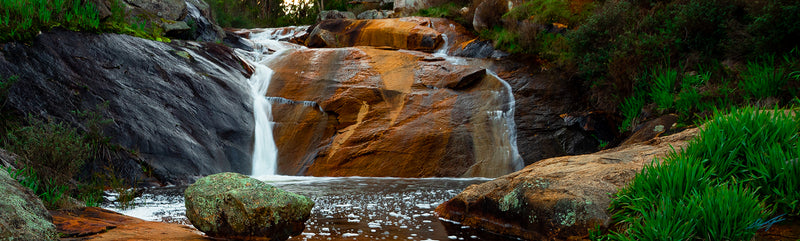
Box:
[0,0,169,43]
[595,107,799,240]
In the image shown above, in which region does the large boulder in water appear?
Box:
[305,18,444,52]
[184,172,314,240]
[435,128,697,240]
[0,30,254,185]
[265,46,523,177]
[0,149,58,240]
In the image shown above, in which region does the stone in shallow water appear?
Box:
[184,172,314,240]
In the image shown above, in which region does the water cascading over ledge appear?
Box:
[240,27,523,178]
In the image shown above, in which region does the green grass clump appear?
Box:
[650,68,678,112]
[618,93,645,132]
[739,55,788,100]
[598,107,798,240]
[0,0,100,42]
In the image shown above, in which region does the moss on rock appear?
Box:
[184,172,314,240]
[0,168,59,241]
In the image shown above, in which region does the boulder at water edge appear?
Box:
[435,128,698,240]
[0,150,58,240]
[184,172,314,240]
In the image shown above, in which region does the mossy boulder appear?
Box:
[0,150,59,240]
[184,172,314,240]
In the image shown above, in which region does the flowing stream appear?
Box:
[102,28,525,240]
[103,176,521,241]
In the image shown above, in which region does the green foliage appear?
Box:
[0,0,100,42]
[602,107,800,239]
[504,0,594,27]
[4,115,91,185]
[480,26,522,54]
[739,54,788,100]
[650,68,678,112]
[207,0,318,28]
[417,2,465,20]
[619,92,645,132]
[683,107,800,214]
[674,72,708,116]
[0,0,169,43]
[5,166,69,208]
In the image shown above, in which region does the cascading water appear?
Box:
[236,33,303,177]
[487,70,525,173]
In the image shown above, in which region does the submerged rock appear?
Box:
[305,18,444,52]
[0,150,58,240]
[184,172,314,240]
[436,128,698,240]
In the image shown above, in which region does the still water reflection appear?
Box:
[103,176,519,241]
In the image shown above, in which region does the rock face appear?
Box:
[0,150,58,240]
[184,172,314,240]
[305,18,444,52]
[0,30,254,185]
[317,10,356,21]
[435,128,698,240]
[357,9,394,19]
[265,46,523,177]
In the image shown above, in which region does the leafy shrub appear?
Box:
[4,115,91,185]
[417,2,465,20]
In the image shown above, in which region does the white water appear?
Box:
[487,70,524,172]
[237,36,304,176]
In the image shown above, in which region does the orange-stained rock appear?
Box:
[52,207,208,240]
[266,46,522,177]
[305,18,444,52]
[435,128,699,240]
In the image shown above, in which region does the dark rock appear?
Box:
[317,10,356,21]
[183,0,225,42]
[184,172,314,240]
[0,30,253,185]
[0,149,59,240]
[619,114,679,147]
[124,0,187,20]
[357,9,394,19]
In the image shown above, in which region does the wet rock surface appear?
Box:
[0,150,58,241]
[304,18,444,52]
[0,30,254,185]
[266,46,522,177]
[52,207,207,240]
[436,128,698,240]
[184,172,314,240]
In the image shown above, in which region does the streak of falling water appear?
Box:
[248,63,279,176]
[235,34,301,176]
[487,69,525,173]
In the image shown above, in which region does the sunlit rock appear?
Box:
[436,128,698,240]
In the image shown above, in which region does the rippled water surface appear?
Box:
[103,176,518,241]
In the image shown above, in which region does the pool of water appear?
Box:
[102,176,520,241]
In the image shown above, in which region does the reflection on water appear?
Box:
[103,176,519,241]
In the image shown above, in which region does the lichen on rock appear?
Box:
[0,152,59,241]
[184,172,314,240]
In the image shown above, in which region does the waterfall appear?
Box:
[236,35,302,177]
[248,64,279,176]
[487,70,524,173]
